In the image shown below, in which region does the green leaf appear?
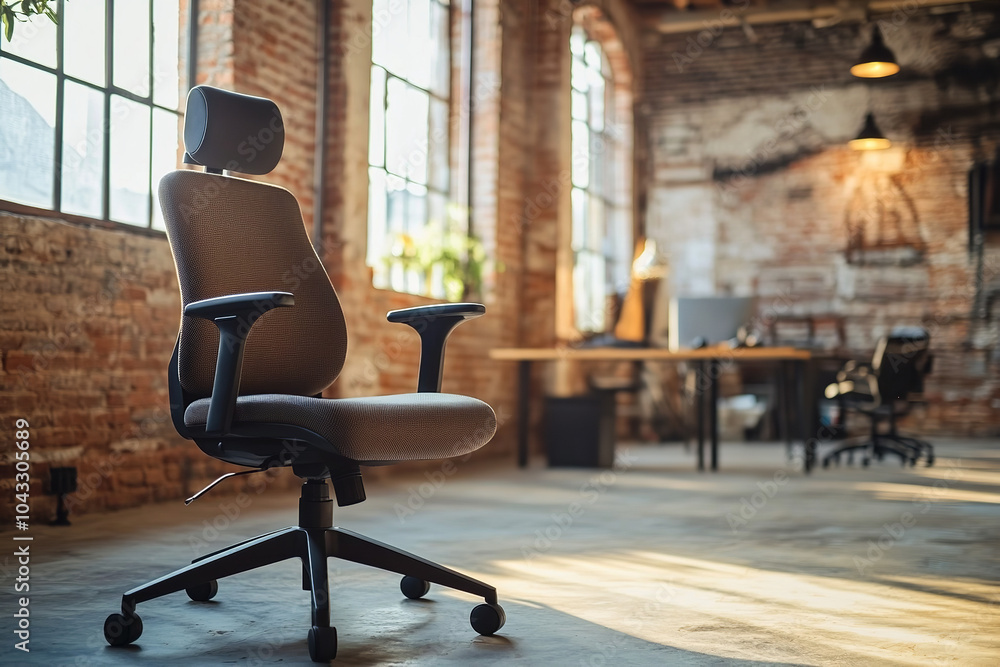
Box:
[2,7,14,42]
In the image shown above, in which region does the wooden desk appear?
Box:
[489,346,814,472]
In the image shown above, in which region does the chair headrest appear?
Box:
[183,86,284,175]
[889,325,928,339]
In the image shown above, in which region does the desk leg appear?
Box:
[710,359,719,472]
[796,360,813,473]
[779,360,793,456]
[696,360,705,472]
[518,360,531,469]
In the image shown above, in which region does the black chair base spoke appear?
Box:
[104,480,504,661]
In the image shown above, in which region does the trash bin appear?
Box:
[543,393,616,468]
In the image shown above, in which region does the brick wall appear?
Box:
[643,8,1000,435]
[0,214,211,520]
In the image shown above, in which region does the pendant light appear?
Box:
[851,25,900,78]
[849,112,891,151]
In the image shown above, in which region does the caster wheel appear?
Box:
[308,625,337,662]
[186,580,218,602]
[862,458,870,468]
[470,603,506,636]
[400,576,431,600]
[926,455,934,467]
[104,612,143,646]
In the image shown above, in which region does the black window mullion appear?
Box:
[384,70,446,104]
[102,0,114,222]
[52,0,65,212]
[0,50,56,73]
[146,0,154,227]
[382,66,388,180]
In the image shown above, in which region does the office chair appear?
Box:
[102,86,505,661]
[821,327,934,468]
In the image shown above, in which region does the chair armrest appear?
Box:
[184,291,294,320]
[387,303,485,392]
[184,291,295,434]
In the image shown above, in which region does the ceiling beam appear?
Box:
[651,0,983,35]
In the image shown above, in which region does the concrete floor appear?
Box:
[3,440,1000,666]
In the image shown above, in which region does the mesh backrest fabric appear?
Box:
[159,169,348,398]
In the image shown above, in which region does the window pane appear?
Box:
[570,27,585,57]
[0,59,56,208]
[369,66,386,167]
[373,0,407,77]
[584,42,602,70]
[571,56,589,92]
[571,188,586,252]
[407,0,432,90]
[114,0,151,97]
[64,0,106,86]
[588,193,604,251]
[151,108,179,230]
[428,190,446,228]
[3,11,57,68]
[428,97,448,192]
[367,167,388,267]
[386,173,407,234]
[574,252,606,332]
[588,75,604,132]
[571,120,589,188]
[61,82,105,218]
[109,95,151,225]
[429,0,449,98]
[406,181,427,235]
[606,206,631,293]
[590,130,604,198]
[152,0,181,108]
[571,90,587,122]
[385,78,428,183]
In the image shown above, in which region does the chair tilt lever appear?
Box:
[184,468,268,505]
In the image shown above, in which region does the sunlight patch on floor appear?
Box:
[458,550,1000,665]
[852,482,1000,504]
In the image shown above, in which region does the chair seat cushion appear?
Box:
[185,393,497,465]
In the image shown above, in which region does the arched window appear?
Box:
[570,12,632,334]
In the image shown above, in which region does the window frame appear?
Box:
[366,0,456,298]
[0,0,188,232]
[569,23,632,335]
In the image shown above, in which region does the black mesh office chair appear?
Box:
[102,86,505,661]
[821,327,934,468]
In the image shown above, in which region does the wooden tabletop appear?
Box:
[489,346,811,362]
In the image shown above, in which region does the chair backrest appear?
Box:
[159,86,348,399]
[871,327,931,401]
